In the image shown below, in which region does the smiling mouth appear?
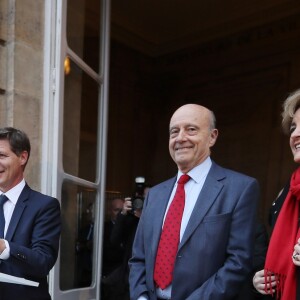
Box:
[295,143,300,150]
[175,146,192,151]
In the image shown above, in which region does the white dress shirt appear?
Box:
[138,157,212,300]
[0,179,26,259]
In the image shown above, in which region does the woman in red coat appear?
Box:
[253,89,300,300]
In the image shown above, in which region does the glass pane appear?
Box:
[66,0,101,72]
[60,181,97,290]
[63,57,100,182]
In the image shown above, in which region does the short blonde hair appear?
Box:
[282,89,300,135]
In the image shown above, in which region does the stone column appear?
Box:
[0,0,45,190]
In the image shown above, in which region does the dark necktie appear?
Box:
[154,174,190,289]
[0,194,8,239]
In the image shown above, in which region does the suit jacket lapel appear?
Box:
[151,177,176,256]
[179,163,225,249]
[5,185,29,241]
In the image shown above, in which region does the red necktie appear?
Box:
[154,174,190,289]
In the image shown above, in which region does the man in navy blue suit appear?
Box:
[129,104,260,300]
[0,127,61,300]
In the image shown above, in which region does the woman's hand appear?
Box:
[253,269,276,295]
[292,238,300,266]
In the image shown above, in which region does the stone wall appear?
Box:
[0,0,45,190]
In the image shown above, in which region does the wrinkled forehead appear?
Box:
[0,139,12,150]
[170,105,210,128]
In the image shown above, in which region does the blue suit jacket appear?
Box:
[0,184,61,300]
[129,161,260,300]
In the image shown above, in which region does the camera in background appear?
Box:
[131,176,145,213]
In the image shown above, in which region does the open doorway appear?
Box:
[106,0,300,223]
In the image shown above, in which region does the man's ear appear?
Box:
[209,129,218,147]
[19,151,29,167]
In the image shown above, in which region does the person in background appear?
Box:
[75,202,95,286]
[103,184,151,300]
[253,89,300,300]
[0,127,61,300]
[102,197,125,277]
[129,103,260,300]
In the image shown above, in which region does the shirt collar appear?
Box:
[0,179,26,205]
[177,156,212,183]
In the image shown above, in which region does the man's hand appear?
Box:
[121,198,132,215]
[0,239,6,254]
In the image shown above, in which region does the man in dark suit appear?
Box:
[129,104,260,300]
[0,127,61,300]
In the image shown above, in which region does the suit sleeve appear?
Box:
[8,196,61,278]
[129,194,150,300]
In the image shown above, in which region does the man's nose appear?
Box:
[176,129,186,141]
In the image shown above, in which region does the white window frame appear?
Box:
[42,0,111,299]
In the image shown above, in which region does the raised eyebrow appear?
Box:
[169,124,199,131]
[187,124,199,128]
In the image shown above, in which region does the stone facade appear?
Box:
[0,0,45,190]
